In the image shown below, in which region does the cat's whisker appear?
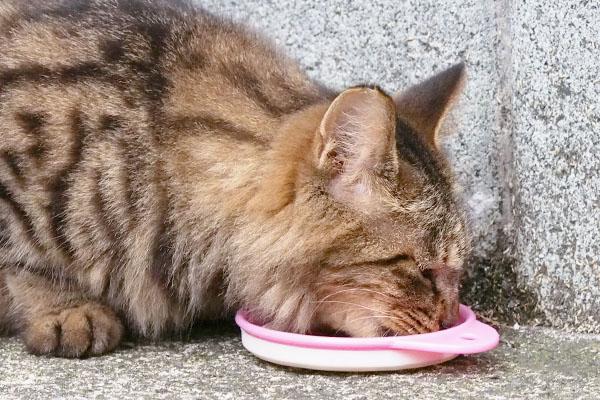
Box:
[311,286,397,308]
[344,287,398,302]
[309,302,396,333]
[306,286,368,322]
[403,312,428,334]
[307,286,401,325]
[325,306,379,320]
[406,309,432,326]
[330,311,416,336]
[344,313,417,335]
[314,300,396,318]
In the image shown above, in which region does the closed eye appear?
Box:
[420,268,438,294]
[371,254,411,266]
[421,268,434,282]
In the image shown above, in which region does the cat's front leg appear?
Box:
[4,270,122,357]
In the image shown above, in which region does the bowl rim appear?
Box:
[235,304,499,354]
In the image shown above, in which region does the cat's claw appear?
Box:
[23,304,123,358]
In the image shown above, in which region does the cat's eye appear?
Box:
[421,268,435,282]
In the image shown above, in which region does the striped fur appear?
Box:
[0,0,470,357]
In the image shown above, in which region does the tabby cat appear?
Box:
[0,0,470,357]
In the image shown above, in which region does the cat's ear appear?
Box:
[316,87,396,201]
[393,63,466,148]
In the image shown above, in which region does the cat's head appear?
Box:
[244,63,470,336]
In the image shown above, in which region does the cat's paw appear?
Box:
[23,303,123,357]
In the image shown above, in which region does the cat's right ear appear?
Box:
[315,87,397,203]
[393,63,466,149]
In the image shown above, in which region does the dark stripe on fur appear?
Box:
[26,144,46,162]
[47,110,87,258]
[91,169,126,286]
[118,141,139,225]
[144,22,170,62]
[151,224,175,290]
[150,127,175,291]
[99,39,126,63]
[221,63,288,117]
[168,115,269,147]
[0,217,11,248]
[16,112,47,161]
[0,181,38,249]
[0,62,108,93]
[125,60,168,105]
[119,136,144,223]
[122,9,172,107]
[121,1,178,291]
[395,118,449,189]
[16,112,45,136]
[123,24,170,107]
[99,114,122,132]
[1,152,26,186]
[91,170,119,243]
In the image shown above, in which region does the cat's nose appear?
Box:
[439,298,460,329]
[440,309,459,329]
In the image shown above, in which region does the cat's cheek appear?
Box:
[312,295,382,337]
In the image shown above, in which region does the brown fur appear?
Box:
[0,0,470,357]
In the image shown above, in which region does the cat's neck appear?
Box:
[161,102,330,248]
[245,103,330,217]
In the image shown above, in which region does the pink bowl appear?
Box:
[236,304,499,354]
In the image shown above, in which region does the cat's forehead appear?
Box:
[356,157,468,263]
[394,117,453,190]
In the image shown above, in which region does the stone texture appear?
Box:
[1,321,599,399]
[511,1,600,332]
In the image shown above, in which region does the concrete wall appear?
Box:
[199,0,600,332]
[511,1,600,332]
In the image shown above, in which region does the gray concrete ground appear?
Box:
[511,0,600,332]
[0,320,599,399]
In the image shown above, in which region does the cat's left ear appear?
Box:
[393,62,466,148]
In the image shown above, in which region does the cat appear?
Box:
[0,0,470,357]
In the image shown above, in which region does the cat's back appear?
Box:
[0,0,326,288]
[0,0,325,137]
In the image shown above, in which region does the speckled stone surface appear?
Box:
[510,1,600,332]
[1,321,599,399]
[194,0,600,331]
